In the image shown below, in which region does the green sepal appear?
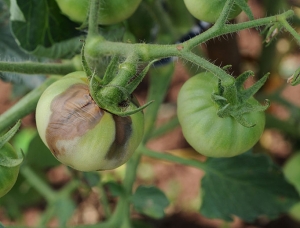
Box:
[235,70,254,92]
[126,60,157,94]
[235,0,254,20]
[240,73,269,101]
[0,150,23,168]
[0,120,21,149]
[287,67,300,86]
[261,22,283,46]
[81,40,93,80]
[213,71,269,128]
[102,55,120,85]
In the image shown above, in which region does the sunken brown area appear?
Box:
[104,115,133,161]
[46,84,104,156]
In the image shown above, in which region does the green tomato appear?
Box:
[183,0,245,23]
[177,72,265,157]
[36,71,144,171]
[0,143,20,198]
[55,0,142,25]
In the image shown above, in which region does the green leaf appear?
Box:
[200,152,300,222]
[131,185,169,219]
[105,182,125,197]
[0,222,5,228]
[10,0,81,58]
[0,19,45,97]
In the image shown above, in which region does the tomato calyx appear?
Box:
[211,71,270,127]
[81,41,154,116]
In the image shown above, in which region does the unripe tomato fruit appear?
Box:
[177,72,265,157]
[36,72,144,171]
[55,0,142,25]
[183,0,245,23]
[0,143,20,198]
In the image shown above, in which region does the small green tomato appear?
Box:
[0,143,20,198]
[36,71,144,172]
[55,0,142,25]
[183,0,246,23]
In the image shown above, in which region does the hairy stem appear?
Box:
[0,61,76,75]
[141,146,208,171]
[20,165,57,202]
[87,0,100,38]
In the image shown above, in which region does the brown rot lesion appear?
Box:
[45,84,104,156]
[104,115,133,161]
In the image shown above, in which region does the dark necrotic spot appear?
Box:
[104,115,133,160]
[46,84,104,156]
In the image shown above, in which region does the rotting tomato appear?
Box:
[0,143,20,198]
[35,72,144,172]
[183,0,246,23]
[55,0,142,25]
[177,72,265,157]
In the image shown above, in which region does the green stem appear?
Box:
[87,0,101,38]
[20,165,57,203]
[141,146,208,171]
[214,0,235,27]
[106,148,143,227]
[279,17,300,43]
[59,179,80,196]
[98,180,112,218]
[181,10,295,50]
[0,61,76,75]
[180,52,235,86]
[0,76,60,133]
[148,117,180,140]
[86,10,294,68]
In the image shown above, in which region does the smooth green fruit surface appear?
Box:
[0,143,20,198]
[183,0,244,23]
[36,71,144,171]
[56,0,142,25]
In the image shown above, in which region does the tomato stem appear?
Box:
[141,146,208,171]
[0,61,77,75]
[87,0,100,38]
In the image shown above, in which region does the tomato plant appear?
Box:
[177,72,265,157]
[55,0,142,25]
[35,71,144,171]
[1,0,300,227]
[0,143,20,198]
[183,0,245,23]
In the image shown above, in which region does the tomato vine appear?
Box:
[1,0,300,227]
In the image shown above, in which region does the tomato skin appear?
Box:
[177,72,265,157]
[0,143,20,198]
[183,0,244,23]
[36,72,144,171]
[55,0,142,25]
